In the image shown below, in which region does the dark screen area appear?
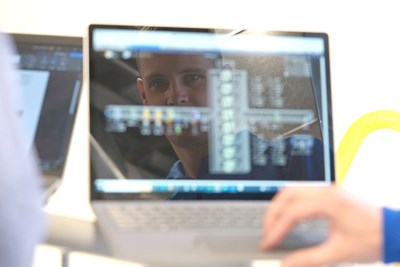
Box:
[88,26,335,201]
[12,33,83,176]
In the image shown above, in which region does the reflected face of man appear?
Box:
[136,53,213,150]
[137,53,214,107]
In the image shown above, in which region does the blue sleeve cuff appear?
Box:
[383,207,400,263]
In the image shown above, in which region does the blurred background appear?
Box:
[1,1,400,264]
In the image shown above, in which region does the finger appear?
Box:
[263,187,300,231]
[264,186,335,232]
[264,186,326,228]
[281,240,347,267]
[260,192,331,249]
[261,189,296,247]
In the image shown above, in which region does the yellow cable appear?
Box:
[336,110,400,185]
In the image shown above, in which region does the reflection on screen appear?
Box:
[90,27,333,200]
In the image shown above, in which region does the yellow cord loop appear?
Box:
[336,110,400,185]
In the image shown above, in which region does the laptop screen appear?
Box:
[11,33,83,185]
[89,25,334,200]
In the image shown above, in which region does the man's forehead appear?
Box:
[138,53,212,61]
[138,53,215,73]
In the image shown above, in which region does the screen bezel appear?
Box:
[88,24,335,201]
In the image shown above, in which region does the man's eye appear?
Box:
[183,73,202,84]
[149,79,169,92]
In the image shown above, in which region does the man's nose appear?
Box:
[167,82,189,106]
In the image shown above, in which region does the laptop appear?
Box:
[88,24,335,265]
[11,33,83,199]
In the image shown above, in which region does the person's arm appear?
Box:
[0,32,45,267]
[384,207,400,263]
[260,186,382,267]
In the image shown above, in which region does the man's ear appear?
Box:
[137,78,148,105]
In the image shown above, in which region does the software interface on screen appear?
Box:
[13,34,83,175]
[89,27,334,200]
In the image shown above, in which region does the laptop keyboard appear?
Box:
[102,202,329,244]
[104,203,266,231]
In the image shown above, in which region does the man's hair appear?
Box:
[134,26,217,75]
[140,26,215,34]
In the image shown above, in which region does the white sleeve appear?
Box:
[0,32,45,267]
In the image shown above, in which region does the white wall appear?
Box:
[1,0,400,219]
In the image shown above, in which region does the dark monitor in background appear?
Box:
[10,33,83,198]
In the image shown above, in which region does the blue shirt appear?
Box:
[166,134,325,181]
[384,207,400,263]
[165,134,326,200]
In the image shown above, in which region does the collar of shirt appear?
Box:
[165,160,186,179]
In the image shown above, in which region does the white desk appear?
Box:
[34,213,285,267]
[35,213,384,267]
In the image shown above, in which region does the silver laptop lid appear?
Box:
[11,33,83,196]
[88,25,335,201]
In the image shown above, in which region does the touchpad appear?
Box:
[199,234,261,252]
